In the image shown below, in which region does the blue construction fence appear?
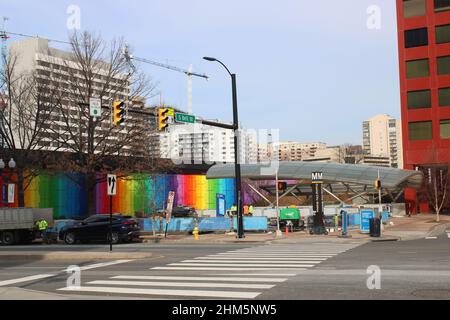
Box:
[137,216,268,233]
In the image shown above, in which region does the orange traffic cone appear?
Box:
[285,225,289,236]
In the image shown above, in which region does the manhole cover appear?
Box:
[412,289,450,299]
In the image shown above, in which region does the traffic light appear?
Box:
[158,108,173,131]
[374,179,381,189]
[113,101,125,126]
[278,181,287,191]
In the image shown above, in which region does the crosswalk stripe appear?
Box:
[0,274,56,287]
[182,260,323,264]
[151,267,308,271]
[112,275,288,282]
[198,257,328,261]
[169,263,316,267]
[87,280,275,290]
[58,286,261,299]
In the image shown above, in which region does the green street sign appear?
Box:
[175,113,196,124]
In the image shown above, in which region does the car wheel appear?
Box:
[2,231,16,245]
[64,232,76,245]
[107,232,120,244]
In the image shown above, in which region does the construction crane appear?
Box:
[1,17,9,66]
[123,45,208,115]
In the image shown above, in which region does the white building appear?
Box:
[362,114,403,168]
[258,141,326,162]
[8,38,149,156]
[155,122,257,164]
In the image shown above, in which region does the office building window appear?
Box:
[437,55,450,75]
[403,0,426,17]
[406,59,429,78]
[440,120,450,139]
[435,0,450,12]
[409,121,433,140]
[405,28,428,48]
[439,88,450,106]
[436,24,450,44]
[407,89,431,109]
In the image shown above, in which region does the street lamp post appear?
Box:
[203,56,244,239]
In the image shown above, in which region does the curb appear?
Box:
[0,251,153,261]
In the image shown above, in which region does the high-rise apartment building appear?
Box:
[396,0,450,213]
[8,38,149,156]
[362,114,403,168]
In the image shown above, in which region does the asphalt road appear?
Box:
[0,230,449,300]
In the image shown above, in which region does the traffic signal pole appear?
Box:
[275,171,282,237]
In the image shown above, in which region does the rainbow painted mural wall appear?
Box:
[21,172,236,218]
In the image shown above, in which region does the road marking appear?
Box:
[425,237,437,240]
[151,267,307,271]
[58,286,261,299]
[199,257,328,261]
[212,273,297,276]
[213,254,335,257]
[87,280,275,290]
[112,275,288,282]
[64,260,133,272]
[447,233,450,239]
[169,263,316,267]
[183,260,323,264]
[0,274,56,287]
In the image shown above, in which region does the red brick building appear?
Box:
[396,0,450,213]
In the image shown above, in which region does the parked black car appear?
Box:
[59,214,140,245]
[172,206,196,218]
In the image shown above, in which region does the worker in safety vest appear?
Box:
[249,205,254,216]
[243,205,249,215]
[36,218,48,239]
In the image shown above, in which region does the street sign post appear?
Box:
[175,112,196,124]
[89,97,102,118]
[164,191,175,238]
[107,174,117,252]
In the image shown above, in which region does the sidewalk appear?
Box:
[140,214,450,244]
[381,214,450,240]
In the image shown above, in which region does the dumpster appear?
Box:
[369,218,381,237]
[279,208,303,230]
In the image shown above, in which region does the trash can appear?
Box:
[369,218,381,237]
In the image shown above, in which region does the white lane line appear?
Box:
[213,254,335,257]
[169,263,316,267]
[447,233,450,239]
[58,286,261,299]
[425,237,437,240]
[213,273,297,276]
[87,280,275,290]
[63,260,133,272]
[0,274,56,287]
[151,267,307,271]
[112,275,288,282]
[200,257,328,261]
[182,260,323,264]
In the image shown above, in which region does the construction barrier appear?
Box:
[138,216,268,233]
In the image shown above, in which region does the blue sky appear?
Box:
[1,0,400,145]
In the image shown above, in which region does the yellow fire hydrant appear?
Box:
[193,225,199,240]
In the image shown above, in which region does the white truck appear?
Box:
[0,208,53,245]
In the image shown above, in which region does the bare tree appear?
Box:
[422,166,449,222]
[43,31,157,215]
[0,49,60,206]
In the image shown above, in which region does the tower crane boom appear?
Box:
[122,45,208,114]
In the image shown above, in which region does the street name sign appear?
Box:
[175,112,196,124]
